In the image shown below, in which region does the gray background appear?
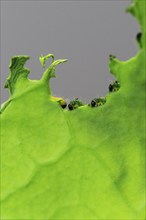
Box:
[1,0,140,104]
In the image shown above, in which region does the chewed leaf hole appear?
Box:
[53,79,120,111]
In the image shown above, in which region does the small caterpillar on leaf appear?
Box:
[109,81,120,92]
[68,98,84,110]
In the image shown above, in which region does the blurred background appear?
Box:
[0,0,140,104]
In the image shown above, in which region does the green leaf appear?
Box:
[4,56,30,95]
[0,0,145,219]
[39,53,55,68]
[41,59,68,82]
